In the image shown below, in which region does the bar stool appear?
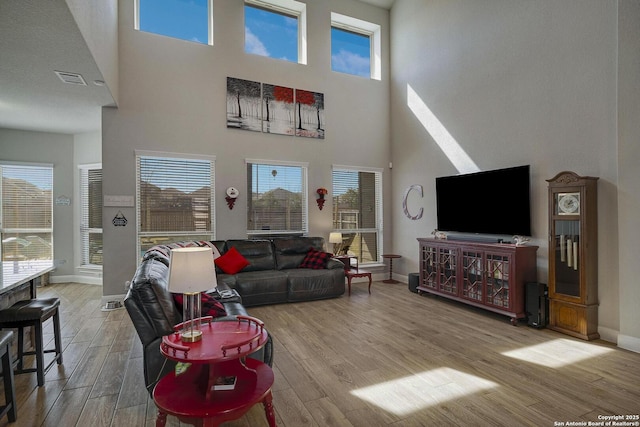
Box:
[0,330,17,422]
[0,298,63,387]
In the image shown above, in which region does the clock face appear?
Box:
[226,187,239,198]
[557,192,580,215]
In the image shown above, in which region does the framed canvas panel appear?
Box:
[295,89,325,139]
[262,83,294,136]
[227,77,262,132]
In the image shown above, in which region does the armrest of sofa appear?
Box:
[326,258,346,270]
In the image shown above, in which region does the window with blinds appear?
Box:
[80,165,102,266]
[332,166,383,264]
[246,160,308,236]
[0,163,53,261]
[136,153,215,258]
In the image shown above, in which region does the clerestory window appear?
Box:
[331,12,381,80]
[135,0,213,45]
[244,0,307,64]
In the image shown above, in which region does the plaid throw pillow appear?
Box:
[173,292,227,318]
[299,247,331,269]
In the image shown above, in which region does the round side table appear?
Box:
[382,254,401,284]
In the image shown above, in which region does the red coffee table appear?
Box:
[154,316,276,427]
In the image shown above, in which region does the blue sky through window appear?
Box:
[331,27,370,77]
[244,5,298,62]
[252,164,302,194]
[139,0,208,44]
[137,2,372,77]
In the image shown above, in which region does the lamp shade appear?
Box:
[329,232,343,244]
[168,247,217,294]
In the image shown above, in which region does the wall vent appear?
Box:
[55,70,87,86]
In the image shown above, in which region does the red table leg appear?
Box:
[263,390,276,427]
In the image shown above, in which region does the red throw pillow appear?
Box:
[214,247,250,275]
[299,247,331,269]
[172,292,227,318]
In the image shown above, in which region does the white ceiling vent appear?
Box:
[55,70,87,86]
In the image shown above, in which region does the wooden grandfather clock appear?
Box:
[547,171,599,340]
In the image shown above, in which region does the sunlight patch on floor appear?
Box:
[406,84,479,174]
[350,367,498,416]
[501,338,614,368]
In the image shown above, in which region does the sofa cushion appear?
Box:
[215,246,250,274]
[233,270,289,307]
[226,240,275,272]
[285,268,346,302]
[299,247,332,269]
[273,237,324,270]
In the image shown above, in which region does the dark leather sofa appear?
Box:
[124,236,344,394]
[213,237,346,306]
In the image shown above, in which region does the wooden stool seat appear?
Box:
[0,298,63,387]
[0,330,17,422]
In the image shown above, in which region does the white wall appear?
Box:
[617,0,640,352]
[389,0,624,343]
[101,0,391,297]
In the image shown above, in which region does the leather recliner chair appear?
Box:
[124,254,273,395]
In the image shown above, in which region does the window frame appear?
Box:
[0,162,54,262]
[331,12,381,80]
[134,0,214,46]
[244,0,307,65]
[332,164,383,265]
[135,151,216,261]
[246,158,308,237]
[79,163,103,268]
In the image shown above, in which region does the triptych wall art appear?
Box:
[226,77,325,139]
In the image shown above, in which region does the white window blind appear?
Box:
[136,154,215,257]
[332,166,382,263]
[0,163,53,261]
[246,160,307,236]
[80,166,102,266]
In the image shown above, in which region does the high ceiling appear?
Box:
[0,0,115,134]
[0,0,393,136]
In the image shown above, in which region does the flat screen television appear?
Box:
[436,165,531,237]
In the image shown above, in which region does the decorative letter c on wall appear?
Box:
[402,184,424,220]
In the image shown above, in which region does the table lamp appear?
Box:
[168,247,217,342]
[329,232,343,255]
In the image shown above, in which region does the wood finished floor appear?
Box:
[1,281,639,426]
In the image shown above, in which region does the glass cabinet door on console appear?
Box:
[547,171,599,340]
[485,252,511,309]
[420,244,458,296]
[461,250,483,302]
[437,248,458,296]
[418,239,537,325]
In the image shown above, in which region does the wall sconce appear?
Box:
[225,187,239,210]
[316,187,328,210]
[329,232,343,255]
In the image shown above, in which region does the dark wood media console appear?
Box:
[417,238,538,324]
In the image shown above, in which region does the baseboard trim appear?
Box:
[617,333,640,354]
[49,275,103,286]
[597,326,618,345]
